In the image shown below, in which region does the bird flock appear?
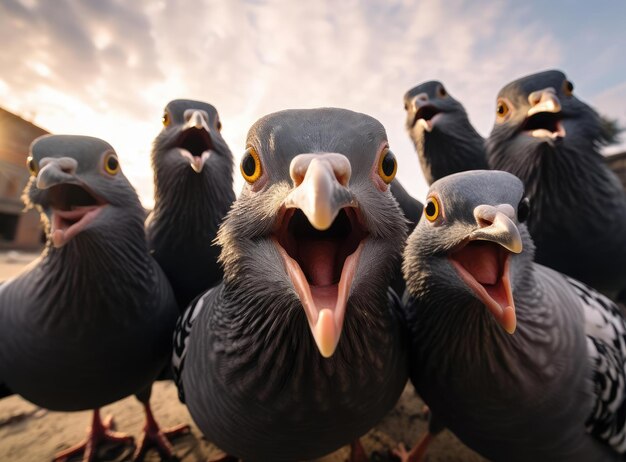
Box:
[0,68,625,462]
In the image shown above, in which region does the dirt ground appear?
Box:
[0,250,484,462]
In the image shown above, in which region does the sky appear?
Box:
[1,0,625,207]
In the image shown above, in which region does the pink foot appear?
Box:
[133,402,191,461]
[391,432,433,462]
[54,410,134,462]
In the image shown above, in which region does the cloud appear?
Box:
[1,0,624,205]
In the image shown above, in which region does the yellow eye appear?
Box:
[104,152,120,175]
[26,156,38,176]
[563,79,574,97]
[240,147,262,183]
[162,112,170,126]
[378,148,397,184]
[496,99,509,119]
[424,196,440,222]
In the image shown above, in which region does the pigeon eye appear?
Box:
[496,99,510,119]
[240,147,262,183]
[378,148,397,184]
[437,85,447,98]
[162,112,170,127]
[424,196,440,222]
[216,119,222,132]
[26,156,38,176]
[563,79,574,97]
[104,152,120,175]
[517,197,530,223]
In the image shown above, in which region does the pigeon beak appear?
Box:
[277,153,362,358]
[183,110,211,132]
[527,88,561,117]
[469,205,523,254]
[283,153,357,231]
[36,157,79,190]
[449,205,522,334]
[177,110,214,173]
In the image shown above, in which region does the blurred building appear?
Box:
[0,107,47,250]
[607,151,626,191]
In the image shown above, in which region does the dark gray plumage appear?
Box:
[173,108,408,461]
[404,80,487,185]
[398,170,626,462]
[486,70,626,298]
[0,135,182,461]
[147,99,235,309]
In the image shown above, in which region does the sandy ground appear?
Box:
[0,250,484,462]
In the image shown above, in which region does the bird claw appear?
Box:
[53,413,134,462]
[133,422,191,461]
[390,442,412,462]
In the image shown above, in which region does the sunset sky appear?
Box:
[1,0,625,207]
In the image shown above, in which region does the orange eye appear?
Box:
[437,85,447,98]
[496,99,510,119]
[240,147,262,183]
[216,119,222,132]
[27,156,38,176]
[104,152,120,175]
[378,148,397,184]
[563,79,574,97]
[162,112,170,126]
[424,196,440,222]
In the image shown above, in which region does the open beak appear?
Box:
[449,205,522,334]
[406,93,442,131]
[36,157,107,248]
[176,110,214,173]
[275,153,366,357]
[523,88,566,140]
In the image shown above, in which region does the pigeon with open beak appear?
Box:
[172,108,408,461]
[395,170,626,462]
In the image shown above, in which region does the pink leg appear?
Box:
[392,432,434,462]
[349,438,368,462]
[133,400,191,461]
[54,409,134,462]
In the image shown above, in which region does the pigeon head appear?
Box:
[403,170,535,335]
[24,135,144,249]
[152,99,232,176]
[403,80,487,185]
[404,80,468,135]
[487,70,603,177]
[218,108,407,358]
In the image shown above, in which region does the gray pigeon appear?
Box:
[0,135,185,461]
[147,99,235,309]
[486,70,626,298]
[397,170,626,462]
[404,80,487,185]
[173,108,408,461]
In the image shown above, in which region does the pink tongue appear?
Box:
[298,240,337,286]
[453,244,499,285]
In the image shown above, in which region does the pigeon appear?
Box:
[173,108,409,461]
[396,169,626,462]
[147,99,235,309]
[486,70,626,299]
[403,80,487,185]
[0,135,186,461]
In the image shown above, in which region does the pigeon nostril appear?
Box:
[478,217,493,228]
